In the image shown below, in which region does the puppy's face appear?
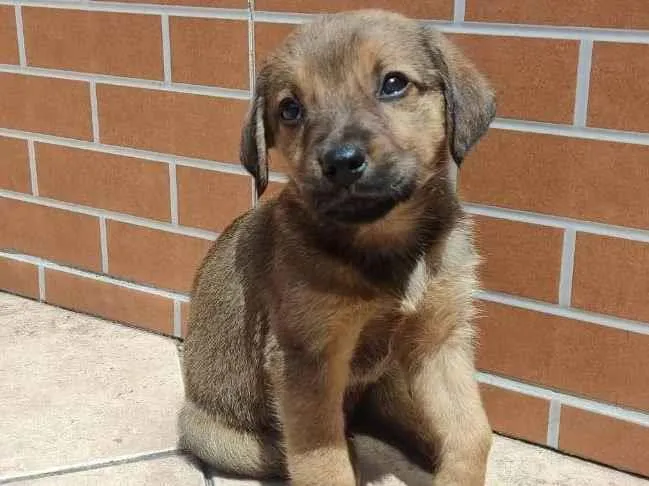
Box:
[243,10,495,224]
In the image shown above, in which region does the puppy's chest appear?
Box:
[398,258,430,314]
[349,259,431,384]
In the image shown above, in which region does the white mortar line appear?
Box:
[269,172,289,183]
[0,0,249,19]
[248,1,258,206]
[573,40,593,127]
[477,372,649,427]
[558,228,576,307]
[179,156,287,182]
[173,158,245,175]
[477,289,649,336]
[161,14,172,85]
[453,0,466,23]
[13,5,26,66]
[0,64,250,100]
[37,264,45,301]
[252,10,649,43]
[491,119,649,146]
[244,11,311,24]
[3,0,649,43]
[448,160,458,190]
[0,189,218,241]
[169,162,179,225]
[0,126,288,181]
[464,203,649,244]
[99,217,109,273]
[89,81,100,143]
[143,80,249,99]
[247,0,255,92]
[173,300,182,338]
[1,252,45,266]
[431,20,649,44]
[547,399,562,448]
[0,127,239,170]
[27,139,38,196]
[251,176,259,207]
[0,250,191,302]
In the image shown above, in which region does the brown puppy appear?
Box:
[179,10,496,486]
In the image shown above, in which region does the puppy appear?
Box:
[179,9,496,486]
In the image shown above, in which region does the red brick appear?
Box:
[480,383,549,444]
[560,407,649,477]
[0,136,31,193]
[449,34,578,123]
[36,144,171,221]
[0,198,101,271]
[97,85,247,163]
[255,22,296,68]
[177,167,251,232]
[466,0,649,30]
[106,221,212,292]
[589,42,649,133]
[23,8,163,79]
[474,216,563,302]
[0,256,39,299]
[0,73,92,140]
[460,130,649,231]
[573,234,649,323]
[171,17,248,89]
[45,269,174,335]
[255,0,453,19]
[0,5,19,64]
[477,301,649,411]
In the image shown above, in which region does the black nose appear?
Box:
[320,144,367,186]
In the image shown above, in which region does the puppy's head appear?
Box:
[242,10,495,224]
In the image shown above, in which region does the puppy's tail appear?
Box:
[178,400,286,479]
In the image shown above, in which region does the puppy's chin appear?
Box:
[310,177,417,225]
[322,196,399,224]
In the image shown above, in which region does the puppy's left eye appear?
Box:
[379,72,410,99]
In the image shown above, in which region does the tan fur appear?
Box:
[178,401,285,478]
[181,9,495,486]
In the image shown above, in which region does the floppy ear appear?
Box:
[240,81,271,196]
[423,27,496,165]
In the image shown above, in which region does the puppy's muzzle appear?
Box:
[320,143,368,187]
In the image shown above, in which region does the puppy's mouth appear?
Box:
[310,176,416,224]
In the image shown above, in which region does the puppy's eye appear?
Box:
[379,72,410,99]
[279,97,303,124]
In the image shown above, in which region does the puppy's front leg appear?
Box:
[272,346,357,486]
[412,337,492,486]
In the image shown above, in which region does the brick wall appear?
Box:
[0,0,648,476]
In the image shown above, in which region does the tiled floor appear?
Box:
[1,292,647,486]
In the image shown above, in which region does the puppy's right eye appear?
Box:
[279,97,303,124]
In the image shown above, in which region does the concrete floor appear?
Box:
[1,292,646,486]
